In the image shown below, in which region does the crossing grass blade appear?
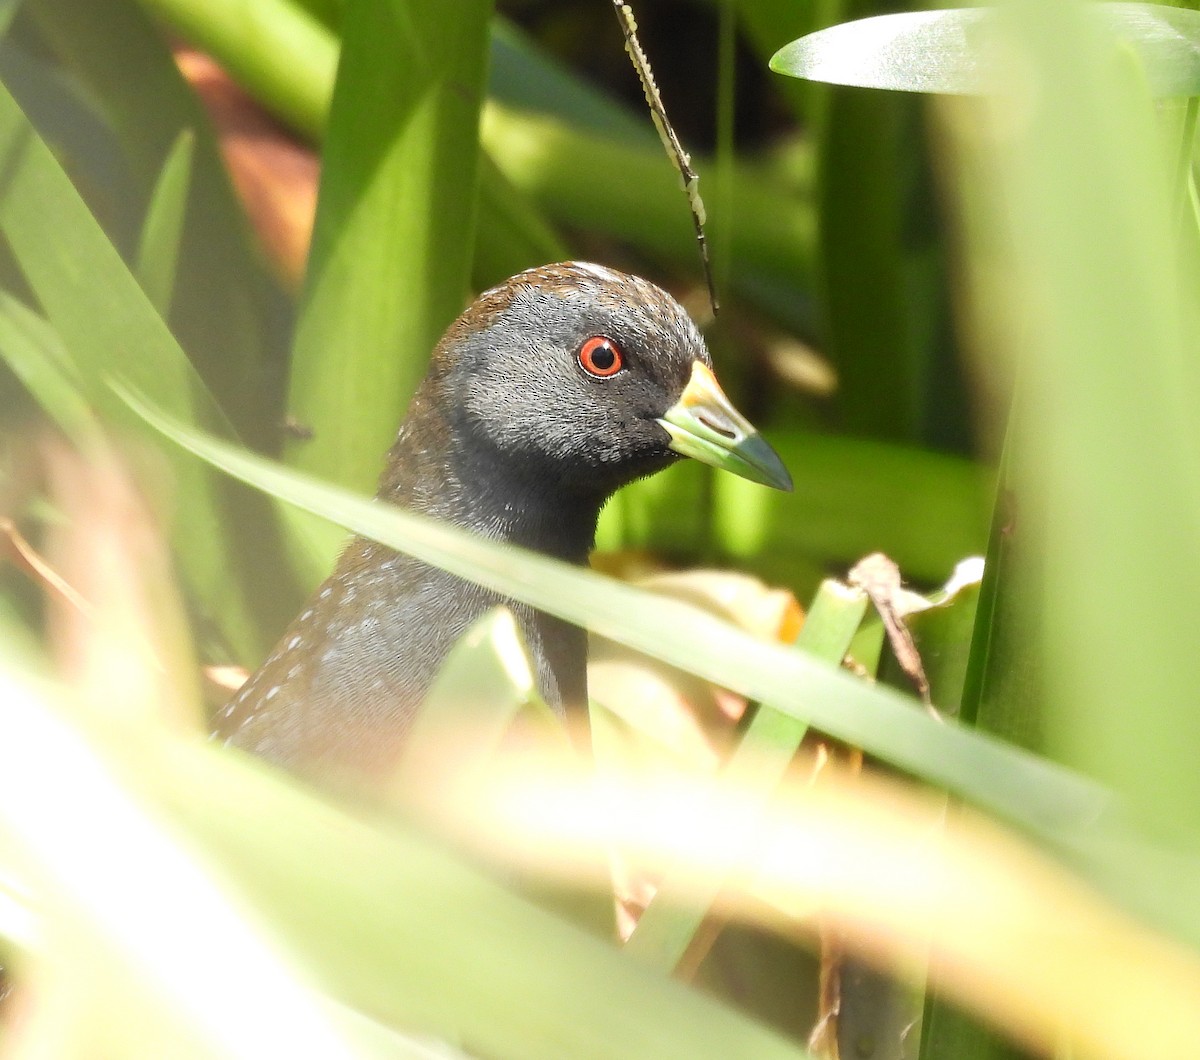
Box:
[119,385,1118,846]
[624,579,868,970]
[0,292,98,446]
[27,0,294,435]
[0,74,277,659]
[135,129,194,316]
[393,607,562,795]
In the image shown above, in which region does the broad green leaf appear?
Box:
[27,0,294,435]
[978,0,1200,845]
[879,0,1200,978]
[286,0,343,33]
[471,153,568,286]
[286,0,492,497]
[769,4,1200,99]
[770,9,995,95]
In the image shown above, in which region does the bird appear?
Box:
[215,262,791,790]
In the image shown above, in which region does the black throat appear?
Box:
[377,386,607,564]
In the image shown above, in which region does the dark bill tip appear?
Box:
[657,361,793,493]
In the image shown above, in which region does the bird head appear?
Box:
[432,262,792,500]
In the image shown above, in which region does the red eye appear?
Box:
[577,336,624,378]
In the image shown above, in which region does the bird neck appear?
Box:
[376,391,604,565]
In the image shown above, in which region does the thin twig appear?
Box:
[848,552,938,716]
[611,1,718,315]
[0,516,94,619]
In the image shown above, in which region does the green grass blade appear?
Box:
[394,608,551,788]
[0,626,812,1058]
[0,73,273,658]
[0,654,654,1060]
[0,292,98,445]
[1000,0,1200,828]
[472,153,567,285]
[0,0,18,39]
[858,569,983,1060]
[285,0,492,496]
[135,0,819,333]
[396,607,610,936]
[135,128,194,316]
[28,0,293,435]
[625,579,868,970]
[24,0,325,631]
[119,386,1115,844]
[912,0,1200,972]
[901,565,981,716]
[815,85,957,445]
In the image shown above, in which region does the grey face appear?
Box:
[452,264,710,494]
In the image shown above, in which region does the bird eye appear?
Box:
[577,336,625,378]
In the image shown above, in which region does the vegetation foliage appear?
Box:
[2,1,1199,1058]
